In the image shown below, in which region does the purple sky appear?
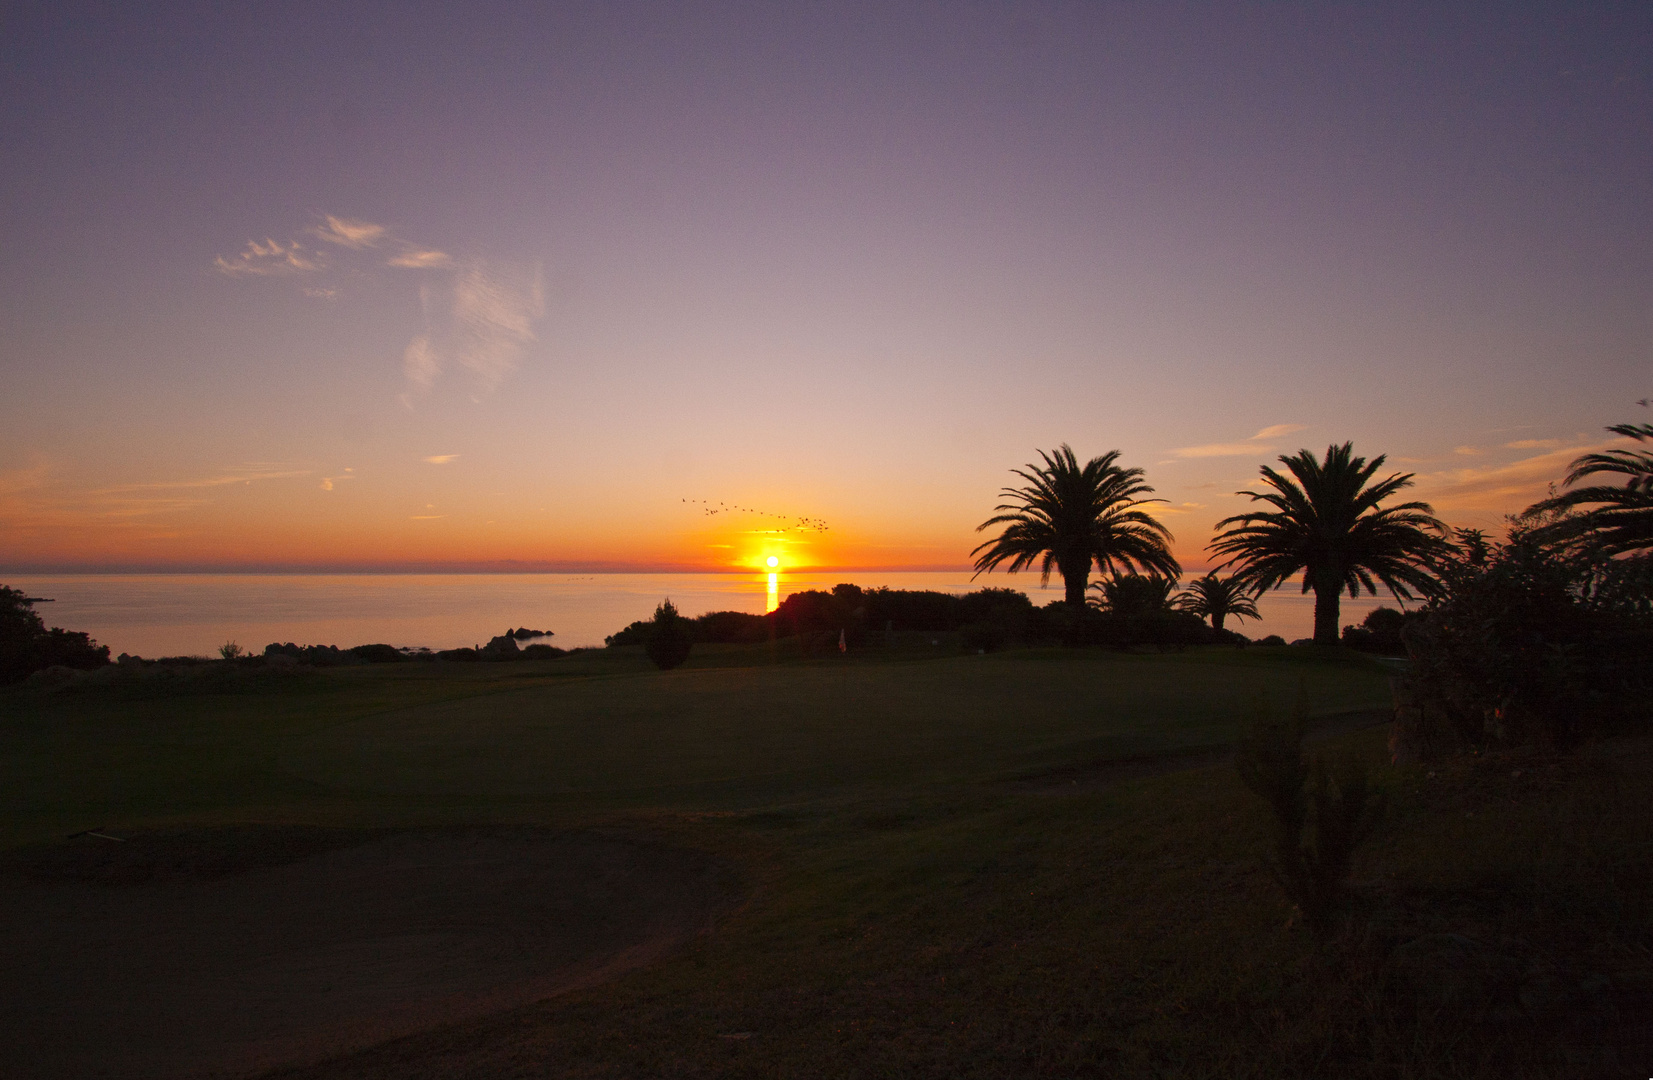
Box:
[1,2,1648,572]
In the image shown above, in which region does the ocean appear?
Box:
[4,572,1400,658]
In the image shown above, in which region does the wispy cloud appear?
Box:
[213,239,321,277]
[403,333,440,392]
[1412,439,1622,515]
[1172,423,1307,459]
[215,215,540,402]
[423,454,459,465]
[452,261,544,390]
[1505,438,1562,450]
[308,215,386,249]
[1454,445,1482,456]
[1150,501,1208,517]
[387,247,453,269]
[0,460,320,541]
[96,466,313,492]
[215,214,450,296]
[399,260,544,405]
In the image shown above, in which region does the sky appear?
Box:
[1,1,1649,576]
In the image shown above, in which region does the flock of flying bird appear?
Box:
[680,498,830,534]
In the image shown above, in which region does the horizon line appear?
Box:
[0,561,989,576]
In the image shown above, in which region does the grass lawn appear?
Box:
[3,643,1648,1077]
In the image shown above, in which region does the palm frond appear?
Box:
[973,444,1180,596]
[1208,443,1448,641]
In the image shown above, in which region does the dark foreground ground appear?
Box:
[1,827,736,1079]
[2,645,1648,1077]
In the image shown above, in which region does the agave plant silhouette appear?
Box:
[972,445,1179,607]
[1209,443,1448,644]
[1173,572,1261,633]
[1534,422,1653,556]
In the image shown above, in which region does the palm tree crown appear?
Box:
[972,445,1179,606]
[1088,573,1178,616]
[1209,442,1448,644]
[1535,422,1653,556]
[1173,572,1261,633]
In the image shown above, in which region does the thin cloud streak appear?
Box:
[1412,440,1621,514]
[1171,423,1306,459]
[308,215,386,248]
[387,248,453,269]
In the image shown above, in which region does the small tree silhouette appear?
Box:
[1235,690,1385,936]
[645,598,693,670]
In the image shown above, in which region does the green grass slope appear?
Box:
[5,645,1648,1077]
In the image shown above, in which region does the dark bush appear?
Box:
[645,599,693,670]
[771,588,864,649]
[348,643,405,663]
[0,586,110,683]
[1258,635,1287,646]
[604,619,652,647]
[1340,606,1415,654]
[1399,522,1653,750]
[264,642,352,666]
[521,643,564,659]
[694,610,770,643]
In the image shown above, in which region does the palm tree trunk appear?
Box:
[1312,584,1340,645]
[1060,556,1090,607]
[1212,610,1226,633]
[1063,572,1088,607]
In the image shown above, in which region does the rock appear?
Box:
[480,634,521,659]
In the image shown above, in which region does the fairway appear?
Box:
[16,645,1645,1077]
[0,646,1389,837]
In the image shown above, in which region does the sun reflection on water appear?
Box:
[766,572,779,613]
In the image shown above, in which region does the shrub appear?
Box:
[0,586,110,683]
[644,599,693,670]
[604,619,652,647]
[1399,521,1653,750]
[218,641,244,660]
[348,643,405,664]
[1340,606,1415,654]
[1235,693,1385,937]
[693,610,769,644]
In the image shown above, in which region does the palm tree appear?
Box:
[972,445,1179,606]
[1209,443,1448,645]
[1088,572,1178,615]
[1173,572,1261,633]
[1534,422,1653,556]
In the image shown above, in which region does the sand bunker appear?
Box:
[0,826,737,1079]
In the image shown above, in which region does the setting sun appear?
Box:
[766,556,780,568]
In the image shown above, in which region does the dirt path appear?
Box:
[0,826,738,1080]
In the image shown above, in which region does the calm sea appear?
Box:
[4,573,1398,658]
